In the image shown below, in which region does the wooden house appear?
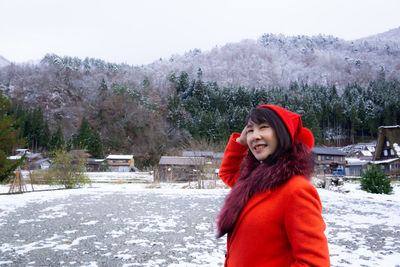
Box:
[371,126,400,177]
[154,156,206,182]
[182,150,223,166]
[106,155,135,172]
[86,158,105,172]
[7,149,47,170]
[345,158,369,177]
[312,147,346,175]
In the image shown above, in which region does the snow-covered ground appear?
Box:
[0,180,399,266]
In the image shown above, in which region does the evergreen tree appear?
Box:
[40,121,51,150]
[361,165,393,194]
[49,126,65,152]
[88,130,104,158]
[72,117,92,149]
[98,78,108,93]
[0,90,25,182]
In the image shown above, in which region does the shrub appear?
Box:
[361,165,393,194]
[30,169,54,184]
[49,149,90,189]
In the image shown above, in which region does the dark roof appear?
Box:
[31,158,50,165]
[159,156,206,166]
[375,126,400,160]
[182,151,223,158]
[26,153,42,159]
[312,147,346,156]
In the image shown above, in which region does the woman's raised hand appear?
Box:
[236,126,248,146]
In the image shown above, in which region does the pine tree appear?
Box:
[0,90,25,182]
[98,78,108,93]
[88,130,104,158]
[361,165,393,194]
[72,117,92,149]
[40,121,51,150]
[49,126,65,152]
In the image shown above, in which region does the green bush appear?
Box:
[361,165,393,194]
[48,149,90,189]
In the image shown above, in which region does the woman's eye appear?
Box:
[247,129,253,133]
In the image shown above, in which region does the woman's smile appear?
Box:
[246,121,278,161]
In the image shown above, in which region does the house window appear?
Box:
[324,155,333,160]
[390,164,399,170]
[391,149,395,156]
[318,155,321,161]
[384,150,388,156]
[386,141,390,146]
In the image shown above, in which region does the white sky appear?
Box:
[1,0,399,65]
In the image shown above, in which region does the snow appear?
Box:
[345,157,369,165]
[360,150,373,157]
[106,155,134,160]
[0,181,400,266]
[370,158,399,164]
[393,143,400,157]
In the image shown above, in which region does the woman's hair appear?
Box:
[245,107,292,164]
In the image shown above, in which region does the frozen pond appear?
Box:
[0,183,400,266]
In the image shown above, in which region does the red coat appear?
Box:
[219,133,330,267]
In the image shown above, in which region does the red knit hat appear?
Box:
[257,105,314,150]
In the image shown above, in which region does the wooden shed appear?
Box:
[154,156,206,182]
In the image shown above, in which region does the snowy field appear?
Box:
[0,180,400,266]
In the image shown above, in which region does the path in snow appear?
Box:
[0,184,399,266]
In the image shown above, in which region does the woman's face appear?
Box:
[246,121,278,162]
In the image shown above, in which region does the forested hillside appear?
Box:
[1,28,400,166]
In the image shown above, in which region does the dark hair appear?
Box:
[246,107,292,164]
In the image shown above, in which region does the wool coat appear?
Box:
[219,133,330,267]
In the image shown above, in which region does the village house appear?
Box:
[370,126,400,178]
[86,158,105,172]
[7,149,50,170]
[154,156,207,182]
[105,154,135,172]
[345,158,369,177]
[312,147,346,175]
[182,150,223,166]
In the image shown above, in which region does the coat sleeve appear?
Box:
[284,178,330,267]
[219,133,249,188]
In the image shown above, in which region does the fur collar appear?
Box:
[216,141,313,238]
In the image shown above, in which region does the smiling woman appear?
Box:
[216,105,330,267]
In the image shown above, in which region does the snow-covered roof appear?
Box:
[345,157,369,166]
[366,146,375,153]
[393,143,400,156]
[88,158,105,163]
[106,155,134,160]
[370,158,400,164]
[312,147,346,156]
[26,153,42,159]
[360,150,373,157]
[7,155,22,160]
[159,156,206,166]
[182,151,223,158]
[379,125,400,129]
[32,159,50,165]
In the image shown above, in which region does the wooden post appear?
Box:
[324,173,330,190]
[29,170,35,191]
[9,167,27,194]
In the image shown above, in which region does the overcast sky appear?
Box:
[1,0,399,65]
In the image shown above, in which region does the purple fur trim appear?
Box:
[216,141,313,238]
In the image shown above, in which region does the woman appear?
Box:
[216,105,330,267]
